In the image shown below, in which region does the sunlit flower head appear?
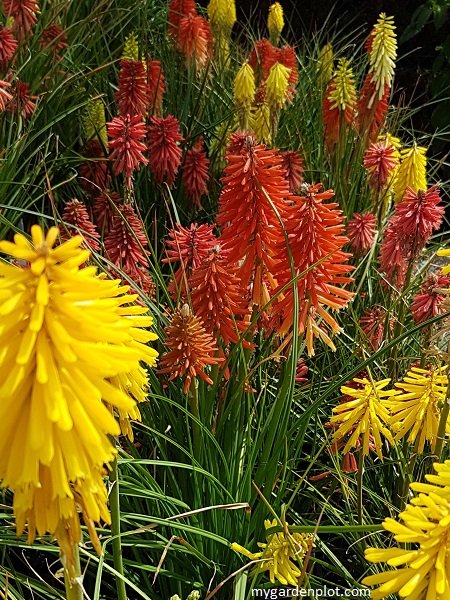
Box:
[268,2,284,46]
[168,0,197,39]
[251,85,271,144]
[364,460,450,599]
[234,62,255,106]
[393,144,427,204]
[231,519,313,586]
[411,272,450,324]
[323,58,357,148]
[363,139,399,192]
[157,304,224,394]
[330,376,397,459]
[367,14,397,100]
[115,59,148,118]
[0,225,158,567]
[177,14,213,73]
[207,0,236,34]
[265,61,291,112]
[249,38,277,82]
[346,212,377,253]
[107,114,148,188]
[147,115,184,187]
[385,364,448,454]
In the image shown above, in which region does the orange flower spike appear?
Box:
[157,304,224,394]
[189,247,254,348]
[216,133,291,292]
[116,59,148,117]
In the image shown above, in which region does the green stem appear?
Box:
[189,378,201,460]
[357,449,365,551]
[63,545,83,600]
[110,457,128,600]
[435,384,450,460]
[389,261,415,380]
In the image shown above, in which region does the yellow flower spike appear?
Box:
[317,43,334,86]
[232,519,313,586]
[393,144,427,203]
[369,14,397,100]
[122,31,139,61]
[386,365,448,454]
[364,460,450,599]
[251,100,271,144]
[330,377,398,459]
[84,98,108,147]
[207,0,236,33]
[0,226,158,571]
[234,62,255,130]
[268,2,284,46]
[266,62,291,112]
[327,57,357,111]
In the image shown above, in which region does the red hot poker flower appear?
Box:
[104,203,149,278]
[107,114,148,187]
[3,0,39,42]
[116,59,148,117]
[358,75,390,142]
[347,212,377,253]
[147,115,184,187]
[163,222,216,298]
[410,272,450,324]
[0,79,12,110]
[93,189,123,234]
[363,138,399,192]
[182,137,210,209]
[217,133,291,294]
[189,246,254,348]
[39,23,69,60]
[6,80,37,118]
[168,0,197,39]
[157,304,224,394]
[79,139,111,196]
[360,305,394,350]
[61,199,101,251]
[177,14,213,72]
[248,38,277,83]
[0,25,17,68]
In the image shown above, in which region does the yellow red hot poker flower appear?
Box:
[0,225,158,570]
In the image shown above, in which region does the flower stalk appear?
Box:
[110,456,128,600]
[63,545,83,600]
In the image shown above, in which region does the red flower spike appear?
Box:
[363,139,399,192]
[3,0,39,42]
[358,75,390,141]
[116,59,148,118]
[248,38,277,83]
[163,222,216,299]
[104,203,149,276]
[378,220,407,289]
[225,130,256,155]
[217,133,291,294]
[39,23,69,60]
[182,137,210,209]
[395,185,444,254]
[280,150,304,193]
[157,304,224,394]
[0,26,17,68]
[272,183,354,353]
[322,92,355,150]
[189,247,254,348]
[410,272,450,324]
[93,189,123,234]
[177,14,213,72]
[107,114,148,187]
[295,358,308,383]
[147,59,165,115]
[168,0,197,39]
[6,80,37,118]
[360,305,394,350]
[61,199,101,251]
[147,115,184,187]
[347,212,377,253]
